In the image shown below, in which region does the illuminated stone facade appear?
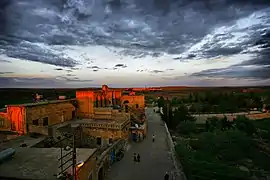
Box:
[0,100,76,134]
[76,85,145,118]
[76,85,122,119]
[0,84,145,180]
[0,85,145,139]
[121,95,145,109]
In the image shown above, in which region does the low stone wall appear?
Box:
[248,112,270,120]
[164,122,186,180]
[28,125,49,135]
[193,112,270,123]
[96,139,127,178]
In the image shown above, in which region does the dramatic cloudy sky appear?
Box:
[0,0,269,88]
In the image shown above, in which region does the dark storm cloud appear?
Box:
[4,47,77,67]
[118,50,163,59]
[87,66,100,69]
[150,70,164,73]
[71,67,80,70]
[204,47,243,57]
[0,77,64,88]
[114,64,127,68]
[0,59,11,63]
[237,30,270,67]
[192,27,270,80]
[192,65,270,80]
[57,76,93,82]
[66,74,75,76]
[0,0,269,84]
[0,71,13,74]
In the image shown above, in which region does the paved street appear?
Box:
[106,107,176,180]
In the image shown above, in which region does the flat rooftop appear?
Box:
[0,135,46,151]
[73,119,122,124]
[71,118,129,126]
[0,148,97,180]
[130,123,146,130]
[7,99,76,107]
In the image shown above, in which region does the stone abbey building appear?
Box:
[0,85,146,180]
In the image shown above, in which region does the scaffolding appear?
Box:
[55,124,80,180]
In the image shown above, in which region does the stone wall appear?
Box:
[26,101,75,127]
[83,125,129,147]
[96,139,127,179]
[77,97,95,118]
[6,106,26,133]
[164,122,186,180]
[248,112,270,120]
[77,152,97,180]
[28,125,49,135]
[92,108,130,121]
[0,112,10,131]
[94,108,113,120]
[121,95,145,109]
[193,112,270,123]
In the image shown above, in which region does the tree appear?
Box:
[157,96,165,108]
[234,115,257,136]
[177,121,196,135]
[188,93,193,102]
[189,104,197,113]
[171,97,180,105]
[174,105,196,123]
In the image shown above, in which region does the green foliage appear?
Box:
[157,96,165,108]
[190,130,253,162]
[166,90,270,113]
[175,134,251,180]
[177,121,196,135]
[174,115,270,180]
[234,116,257,136]
[160,102,196,130]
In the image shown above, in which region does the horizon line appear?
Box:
[0,85,270,89]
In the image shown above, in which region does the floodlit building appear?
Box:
[0,84,146,180]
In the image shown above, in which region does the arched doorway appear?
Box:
[123,100,129,112]
[98,167,104,180]
[123,100,129,104]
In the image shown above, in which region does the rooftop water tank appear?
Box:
[0,148,16,163]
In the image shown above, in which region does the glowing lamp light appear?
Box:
[77,160,84,168]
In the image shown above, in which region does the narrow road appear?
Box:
[106,107,177,180]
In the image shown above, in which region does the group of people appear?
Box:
[133,152,141,162]
[131,133,174,180]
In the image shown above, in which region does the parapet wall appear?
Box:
[193,112,270,122]
[164,122,186,180]
[93,108,130,121]
[248,113,270,120]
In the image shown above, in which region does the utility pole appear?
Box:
[166,97,170,127]
[72,132,76,180]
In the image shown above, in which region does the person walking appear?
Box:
[137,153,141,162]
[133,153,137,163]
[152,134,155,142]
[164,172,169,180]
